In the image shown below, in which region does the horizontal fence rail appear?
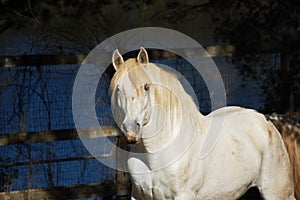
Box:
[0,126,122,146]
[0,126,129,199]
[0,182,130,200]
[0,54,86,67]
[0,45,235,67]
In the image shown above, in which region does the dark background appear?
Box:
[0,0,299,199]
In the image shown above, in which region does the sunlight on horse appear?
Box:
[109,47,296,200]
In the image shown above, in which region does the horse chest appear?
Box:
[131,167,180,199]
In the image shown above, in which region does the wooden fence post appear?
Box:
[115,136,131,200]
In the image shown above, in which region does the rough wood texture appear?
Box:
[0,126,121,146]
[0,54,86,67]
[0,45,235,67]
[0,182,130,200]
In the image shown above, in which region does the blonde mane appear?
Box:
[110,59,207,135]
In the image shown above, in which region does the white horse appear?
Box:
[109,47,295,200]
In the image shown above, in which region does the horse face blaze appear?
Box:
[113,83,151,144]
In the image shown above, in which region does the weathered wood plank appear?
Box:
[0,45,236,67]
[0,182,130,200]
[0,126,122,146]
[0,154,111,168]
[0,54,86,67]
[206,45,235,57]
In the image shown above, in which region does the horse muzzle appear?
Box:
[124,131,140,144]
[121,120,142,144]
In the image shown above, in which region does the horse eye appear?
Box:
[144,83,150,91]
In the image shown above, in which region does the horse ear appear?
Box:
[137,47,149,65]
[112,49,124,70]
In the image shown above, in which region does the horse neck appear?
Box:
[141,86,207,153]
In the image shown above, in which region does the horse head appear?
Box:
[110,48,153,144]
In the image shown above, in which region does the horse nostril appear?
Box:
[122,120,141,133]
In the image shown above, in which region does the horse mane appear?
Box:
[266,113,300,200]
[110,59,207,134]
[149,63,207,133]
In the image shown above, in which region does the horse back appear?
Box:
[199,106,293,199]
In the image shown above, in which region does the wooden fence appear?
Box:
[0,51,132,199]
[0,46,235,199]
[0,127,131,200]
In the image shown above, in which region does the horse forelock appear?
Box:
[110,58,142,96]
[111,60,178,108]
